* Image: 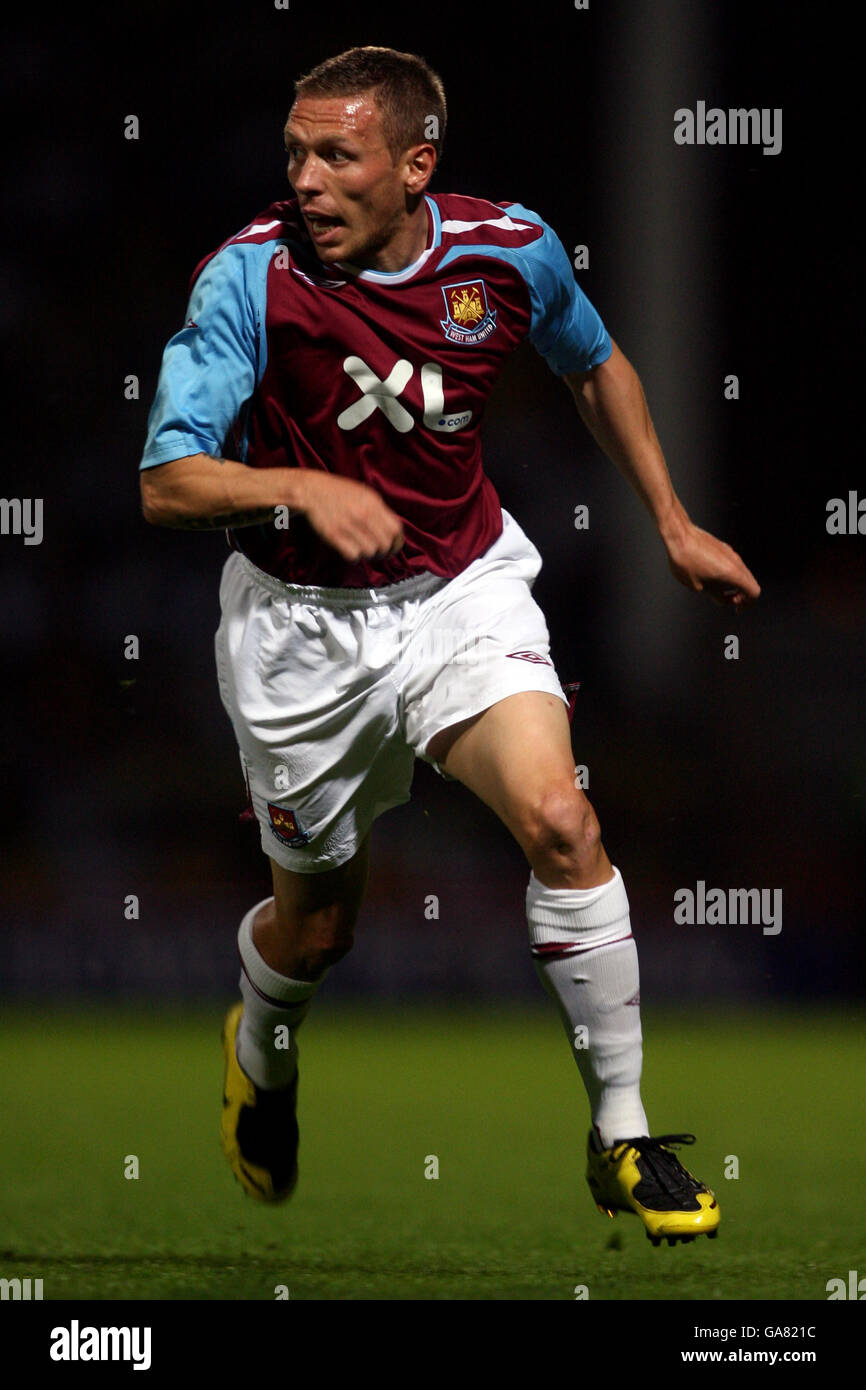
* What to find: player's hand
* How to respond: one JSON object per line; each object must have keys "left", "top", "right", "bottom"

{"left": 663, "top": 518, "right": 760, "bottom": 609}
{"left": 294, "top": 471, "right": 405, "bottom": 561}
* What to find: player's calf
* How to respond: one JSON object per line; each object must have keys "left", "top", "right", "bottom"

{"left": 221, "top": 843, "right": 371, "bottom": 1200}
{"left": 220, "top": 899, "right": 331, "bottom": 1203}
{"left": 265, "top": 837, "right": 371, "bottom": 978}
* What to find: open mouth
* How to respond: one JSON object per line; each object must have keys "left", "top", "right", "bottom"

{"left": 304, "top": 212, "right": 344, "bottom": 241}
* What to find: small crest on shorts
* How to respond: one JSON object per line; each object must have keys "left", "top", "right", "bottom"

{"left": 267, "top": 803, "right": 312, "bottom": 848}
{"left": 506, "top": 649, "right": 552, "bottom": 665}
{"left": 440, "top": 279, "right": 497, "bottom": 344}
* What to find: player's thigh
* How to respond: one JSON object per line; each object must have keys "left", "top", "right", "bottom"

{"left": 216, "top": 551, "right": 414, "bottom": 871}
{"left": 432, "top": 690, "right": 591, "bottom": 843}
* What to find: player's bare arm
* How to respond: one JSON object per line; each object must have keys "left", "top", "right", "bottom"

{"left": 141, "top": 453, "right": 404, "bottom": 559}
{"left": 565, "top": 340, "right": 760, "bottom": 608}
{"left": 140, "top": 453, "right": 302, "bottom": 530}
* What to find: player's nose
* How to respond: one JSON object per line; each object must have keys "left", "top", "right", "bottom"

{"left": 291, "top": 154, "right": 323, "bottom": 193}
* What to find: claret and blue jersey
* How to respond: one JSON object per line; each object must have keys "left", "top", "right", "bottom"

{"left": 141, "top": 192, "right": 612, "bottom": 588}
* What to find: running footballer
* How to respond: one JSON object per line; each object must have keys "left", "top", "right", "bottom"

{"left": 140, "top": 46, "right": 759, "bottom": 1245}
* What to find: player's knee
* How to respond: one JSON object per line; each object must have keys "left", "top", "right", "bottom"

{"left": 284, "top": 922, "right": 355, "bottom": 978}
{"left": 272, "top": 900, "right": 357, "bottom": 978}
{"left": 295, "top": 928, "right": 355, "bottom": 978}
{"left": 522, "top": 785, "right": 602, "bottom": 869}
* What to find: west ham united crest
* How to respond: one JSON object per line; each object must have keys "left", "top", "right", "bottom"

{"left": 440, "top": 279, "right": 497, "bottom": 345}
{"left": 267, "top": 802, "right": 312, "bottom": 848}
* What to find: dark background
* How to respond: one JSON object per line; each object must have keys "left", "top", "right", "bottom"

{"left": 2, "top": 1, "right": 862, "bottom": 1003}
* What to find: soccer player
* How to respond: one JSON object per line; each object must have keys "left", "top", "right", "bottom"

{"left": 140, "top": 46, "right": 759, "bottom": 1246}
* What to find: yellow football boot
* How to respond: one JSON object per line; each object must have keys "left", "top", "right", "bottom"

{"left": 586, "top": 1131, "right": 720, "bottom": 1245}
{"left": 220, "top": 1002, "right": 299, "bottom": 1202}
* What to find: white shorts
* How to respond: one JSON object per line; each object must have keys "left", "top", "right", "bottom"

{"left": 214, "top": 508, "right": 568, "bottom": 872}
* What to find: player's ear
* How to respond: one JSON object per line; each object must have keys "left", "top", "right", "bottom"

{"left": 404, "top": 143, "right": 436, "bottom": 195}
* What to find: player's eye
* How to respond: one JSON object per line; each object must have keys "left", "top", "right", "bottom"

{"left": 284, "top": 143, "right": 349, "bottom": 164}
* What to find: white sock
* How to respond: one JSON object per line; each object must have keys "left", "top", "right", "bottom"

{"left": 527, "top": 866, "right": 649, "bottom": 1148}
{"left": 236, "top": 897, "right": 322, "bottom": 1090}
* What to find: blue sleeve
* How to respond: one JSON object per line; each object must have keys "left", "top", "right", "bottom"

{"left": 139, "top": 241, "right": 270, "bottom": 470}
{"left": 507, "top": 204, "right": 612, "bottom": 376}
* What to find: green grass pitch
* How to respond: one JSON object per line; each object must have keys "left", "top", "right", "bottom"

{"left": 1, "top": 1002, "right": 862, "bottom": 1301}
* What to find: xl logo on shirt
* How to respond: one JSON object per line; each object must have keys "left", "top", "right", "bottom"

{"left": 336, "top": 357, "right": 473, "bottom": 435}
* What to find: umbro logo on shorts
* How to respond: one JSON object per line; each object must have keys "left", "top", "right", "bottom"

{"left": 267, "top": 802, "right": 312, "bottom": 848}
{"left": 506, "top": 649, "right": 552, "bottom": 665}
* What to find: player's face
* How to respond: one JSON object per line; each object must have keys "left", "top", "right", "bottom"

{"left": 284, "top": 92, "right": 424, "bottom": 270}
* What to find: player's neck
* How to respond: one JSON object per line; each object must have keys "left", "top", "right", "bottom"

{"left": 341, "top": 198, "right": 430, "bottom": 276}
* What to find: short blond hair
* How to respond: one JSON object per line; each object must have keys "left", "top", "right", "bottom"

{"left": 294, "top": 45, "right": 447, "bottom": 166}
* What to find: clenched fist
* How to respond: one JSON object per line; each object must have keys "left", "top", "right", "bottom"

{"left": 295, "top": 471, "right": 404, "bottom": 562}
